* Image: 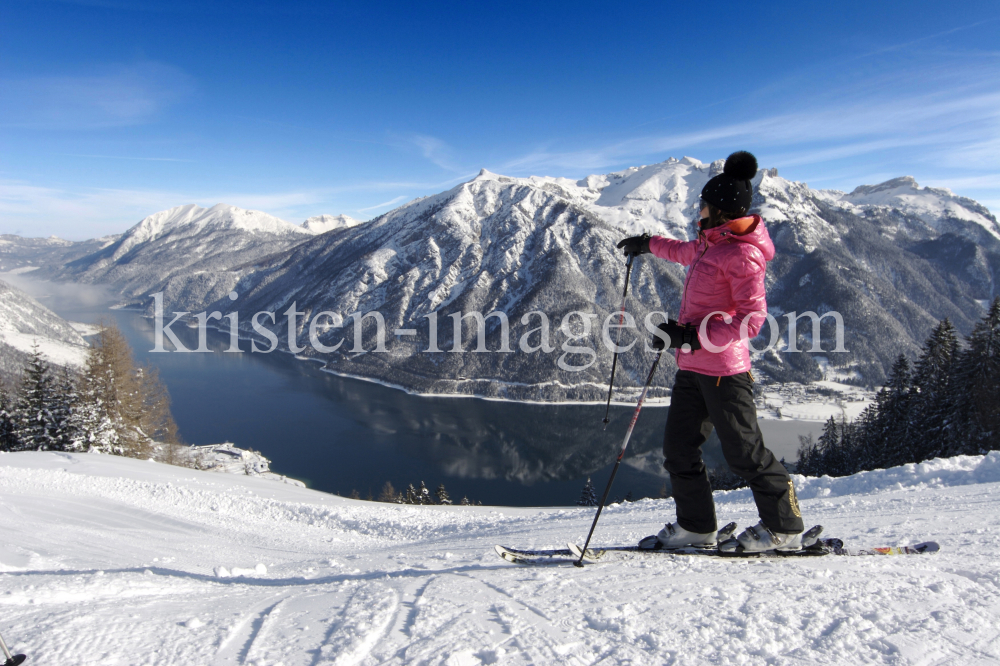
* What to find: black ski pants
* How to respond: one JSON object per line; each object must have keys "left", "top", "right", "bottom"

{"left": 663, "top": 370, "right": 803, "bottom": 535}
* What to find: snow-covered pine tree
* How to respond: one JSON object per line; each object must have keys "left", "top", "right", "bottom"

{"left": 405, "top": 483, "right": 418, "bottom": 504}
{"left": 73, "top": 336, "right": 125, "bottom": 455}
{"left": 909, "top": 319, "right": 960, "bottom": 461}
{"left": 948, "top": 298, "right": 1000, "bottom": 455}
{"left": 418, "top": 481, "right": 432, "bottom": 505}
{"left": 73, "top": 322, "right": 181, "bottom": 459}
{"left": 0, "top": 388, "right": 18, "bottom": 451}
{"left": 577, "top": 477, "right": 598, "bottom": 506}
{"left": 51, "top": 367, "right": 82, "bottom": 452}
{"left": 12, "top": 345, "right": 62, "bottom": 451}
{"left": 435, "top": 483, "right": 451, "bottom": 505}
{"left": 70, "top": 371, "right": 120, "bottom": 454}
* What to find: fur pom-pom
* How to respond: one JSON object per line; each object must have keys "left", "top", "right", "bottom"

{"left": 723, "top": 151, "right": 758, "bottom": 181}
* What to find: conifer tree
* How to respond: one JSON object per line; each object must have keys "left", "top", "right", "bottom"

{"left": 795, "top": 433, "right": 819, "bottom": 476}
{"left": 816, "top": 417, "right": 842, "bottom": 475}
{"left": 73, "top": 322, "right": 181, "bottom": 459}
{"left": 13, "top": 345, "right": 62, "bottom": 451}
{"left": 577, "top": 477, "right": 598, "bottom": 506}
{"left": 850, "top": 403, "right": 881, "bottom": 473}
{"left": 51, "top": 367, "right": 82, "bottom": 452}
{"left": 435, "top": 483, "right": 451, "bottom": 505}
{"left": 418, "top": 481, "right": 432, "bottom": 505}
{"left": 405, "top": 483, "right": 418, "bottom": 504}
{"left": 0, "top": 388, "right": 18, "bottom": 451}
{"left": 909, "top": 319, "right": 960, "bottom": 461}
{"left": 949, "top": 298, "right": 1000, "bottom": 455}
{"left": 867, "top": 354, "right": 913, "bottom": 468}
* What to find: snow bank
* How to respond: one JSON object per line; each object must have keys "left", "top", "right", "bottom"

{"left": 711, "top": 452, "right": 1000, "bottom": 506}
{"left": 795, "top": 451, "right": 1000, "bottom": 498}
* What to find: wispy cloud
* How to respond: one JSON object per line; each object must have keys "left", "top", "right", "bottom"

{"left": 410, "top": 134, "right": 464, "bottom": 172}
{"left": 357, "top": 195, "right": 409, "bottom": 213}
{"left": 0, "top": 62, "right": 193, "bottom": 130}
{"left": 850, "top": 17, "right": 1000, "bottom": 61}
{"left": 497, "top": 85, "right": 1000, "bottom": 176}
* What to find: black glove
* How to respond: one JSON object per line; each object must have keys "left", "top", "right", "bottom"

{"left": 652, "top": 320, "right": 702, "bottom": 351}
{"left": 616, "top": 233, "right": 651, "bottom": 257}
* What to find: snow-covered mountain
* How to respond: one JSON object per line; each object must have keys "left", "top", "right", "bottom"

{"left": 206, "top": 160, "right": 998, "bottom": 398}
{"left": 1, "top": 449, "right": 997, "bottom": 663}
{"left": 55, "top": 203, "right": 314, "bottom": 312}
{"left": 301, "top": 213, "right": 363, "bottom": 234}
{"left": 0, "top": 234, "right": 119, "bottom": 277}
{"left": 829, "top": 176, "right": 1000, "bottom": 242}
{"left": 224, "top": 167, "right": 681, "bottom": 401}
{"left": 9, "top": 160, "right": 999, "bottom": 398}
{"left": 0, "top": 279, "right": 90, "bottom": 378}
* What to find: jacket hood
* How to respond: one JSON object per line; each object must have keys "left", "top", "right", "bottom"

{"left": 702, "top": 214, "right": 775, "bottom": 262}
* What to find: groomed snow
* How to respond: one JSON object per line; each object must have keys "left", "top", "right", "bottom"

{"left": 1, "top": 450, "right": 999, "bottom": 665}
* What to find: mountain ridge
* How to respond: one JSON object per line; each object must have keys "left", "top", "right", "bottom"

{"left": 6, "top": 159, "right": 998, "bottom": 399}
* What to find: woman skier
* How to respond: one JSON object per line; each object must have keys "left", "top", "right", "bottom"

{"left": 616, "top": 151, "right": 805, "bottom": 553}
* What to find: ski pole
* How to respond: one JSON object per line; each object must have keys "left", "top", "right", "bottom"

{"left": 601, "top": 253, "right": 635, "bottom": 427}
{"left": 0, "top": 630, "right": 26, "bottom": 666}
{"left": 576, "top": 350, "right": 662, "bottom": 567}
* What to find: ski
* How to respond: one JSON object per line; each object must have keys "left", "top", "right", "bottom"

{"left": 496, "top": 526, "right": 939, "bottom": 565}
{"left": 494, "top": 522, "right": 738, "bottom": 565}
{"left": 571, "top": 525, "right": 820, "bottom": 561}
{"left": 494, "top": 544, "right": 575, "bottom": 565}
{"left": 830, "top": 541, "right": 939, "bottom": 556}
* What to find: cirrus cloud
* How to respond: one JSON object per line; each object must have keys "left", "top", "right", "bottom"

{"left": 0, "top": 62, "right": 194, "bottom": 130}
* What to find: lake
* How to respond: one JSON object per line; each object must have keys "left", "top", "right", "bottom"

{"left": 32, "top": 281, "right": 818, "bottom": 507}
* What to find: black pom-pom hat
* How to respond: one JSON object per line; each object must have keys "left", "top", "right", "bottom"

{"left": 701, "top": 151, "right": 758, "bottom": 215}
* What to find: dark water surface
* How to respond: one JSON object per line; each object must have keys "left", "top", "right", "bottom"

{"left": 38, "top": 284, "right": 817, "bottom": 507}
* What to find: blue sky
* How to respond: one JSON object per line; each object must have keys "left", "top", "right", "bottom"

{"left": 2, "top": 0, "right": 998, "bottom": 239}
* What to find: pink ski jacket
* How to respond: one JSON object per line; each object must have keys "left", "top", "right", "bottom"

{"left": 648, "top": 214, "right": 774, "bottom": 377}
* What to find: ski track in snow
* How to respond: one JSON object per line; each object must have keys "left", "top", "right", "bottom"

{"left": 1, "top": 452, "right": 1000, "bottom": 665}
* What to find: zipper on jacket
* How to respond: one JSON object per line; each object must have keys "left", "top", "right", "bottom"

{"left": 679, "top": 238, "right": 710, "bottom": 324}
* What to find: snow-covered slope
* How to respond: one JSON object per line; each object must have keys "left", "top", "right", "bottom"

{"left": 1, "top": 449, "right": 998, "bottom": 664}
{"left": 55, "top": 204, "right": 313, "bottom": 312}
{"left": 0, "top": 279, "right": 89, "bottom": 377}
{"left": 302, "top": 214, "right": 363, "bottom": 234}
